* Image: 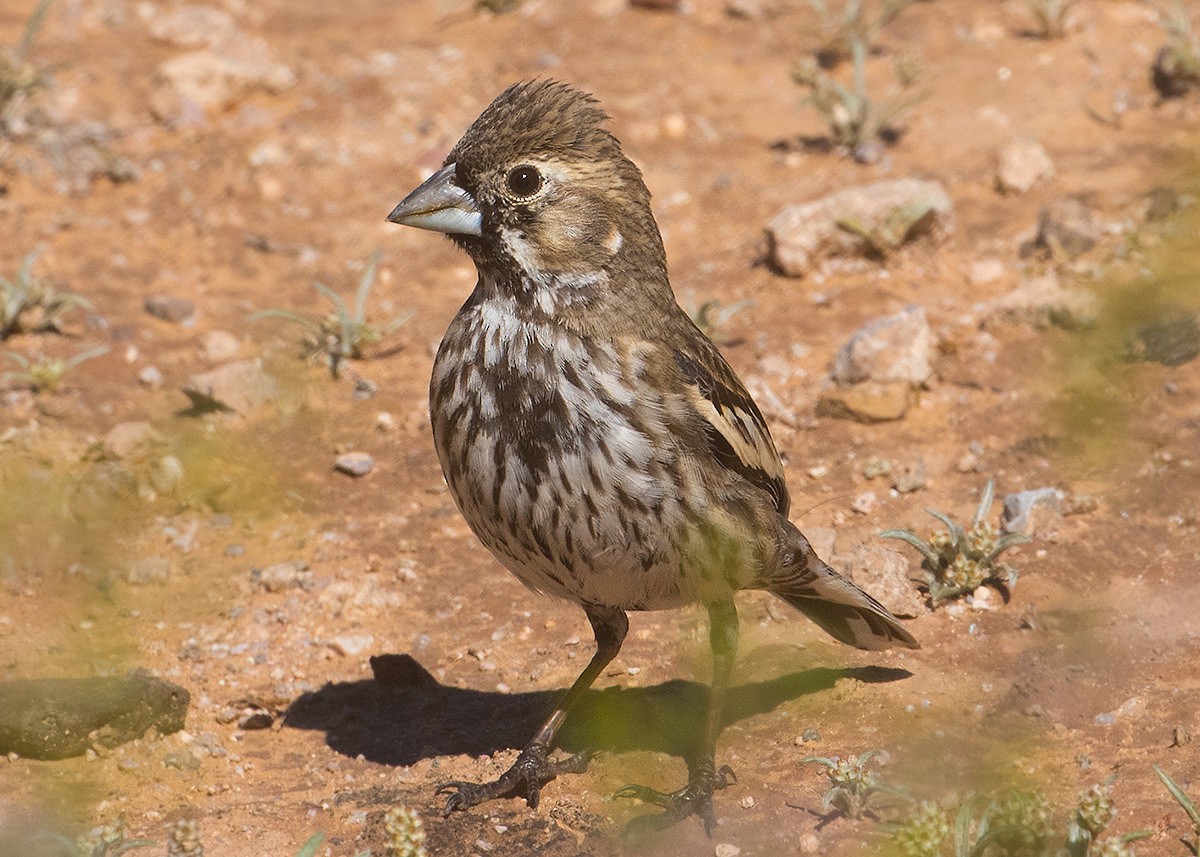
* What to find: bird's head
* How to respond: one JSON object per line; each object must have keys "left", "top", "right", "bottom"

{"left": 387, "top": 80, "right": 667, "bottom": 304}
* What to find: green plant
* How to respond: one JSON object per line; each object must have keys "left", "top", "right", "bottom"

{"left": 293, "top": 832, "right": 325, "bottom": 857}
{"left": 383, "top": 806, "right": 427, "bottom": 857}
{"left": 0, "top": 0, "right": 51, "bottom": 124}
{"left": 1, "top": 343, "right": 107, "bottom": 392}
{"left": 805, "top": 0, "right": 913, "bottom": 68}
{"left": 1155, "top": 764, "right": 1200, "bottom": 855}
{"left": 1148, "top": 0, "right": 1200, "bottom": 98}
{"left": 0, "top": 248, "right": 94, "bottom": 338}
{"left": 793, "top": 37, "right": 926, "bottom": 163}
{"left": 1023, "top": 0, "right": 1077, "bottom": 39}
{"left": 882, "top": 481, "right": 1031, "bottom": 604}
{"left": 250, "top": 251, "right": 412, "bottom": 378}
{"left": 165, "top": 819, "right": 202, "bottom": 856}
{"left": 686, "top": 297, "right": 752, "bottom": 344}
{"left": 802, "top": 749, "right": 900, "bottom": 819}
{"left": 891, "top": 801, "right": 950, "bottom": 857}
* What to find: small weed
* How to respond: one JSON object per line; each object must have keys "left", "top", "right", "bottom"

{"left": 1023, "top": 0, "right": 1078, "bottom": 39}
{"left": 1154, "top": 765, "right": 1200, "bottom": 855}
{"left": 882, "top": 480, "right": 1030, "bottom": 604}
{"left": 0, "top": 248, "right": 94, "bottom": 338}
{"left": 383, "top": 806, "right": 427, "bottom": 857}
{"left": 250, "top": 251, "right": 412, "bottom": 379}
{"left": 793, "top": 37, "right": 926, "bottom": 163}
{"left": 891, "top": 784, "right": 1149, "bottom": 857}
{"left": 802, "top": 749, "right": 900, "bottom": 819}
{"left": 891, "top": 801, "right": 949, "bottom": 857}
{"left": 0, "top": 0, "right": 52, "bottom": 128}
{"left": 686, "top": 297, "right": 752, "bottom": 344}
{"left": 1, "top": 343, "right": 107, "bottom": 392}
{"left": 1148, "top": 0, "right": 1200, "bottom": 98}
{"left": 804, "top": 0, "right": 913, "bottom": 69}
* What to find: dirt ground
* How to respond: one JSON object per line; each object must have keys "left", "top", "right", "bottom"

{"left": 1, "top": 0, "right": 1199, "bottom": 854}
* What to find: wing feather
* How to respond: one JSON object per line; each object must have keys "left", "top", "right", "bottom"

{"left": 673, "top": 345, "right": 790, "bottom": 516}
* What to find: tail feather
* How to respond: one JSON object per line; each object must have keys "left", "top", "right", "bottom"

{"left": 770, "top": 520, "right": 920, "bottom": 651}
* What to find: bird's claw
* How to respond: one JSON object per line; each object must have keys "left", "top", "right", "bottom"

{"left": 616, "top": 763, "right": 736, "bottom": 836}
{"left": 437, "top": 746, "right": 594, "bottom": 816}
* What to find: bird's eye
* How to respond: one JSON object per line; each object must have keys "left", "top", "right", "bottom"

{"left": 505, "top": 165, "right": 543, "bottom": 199}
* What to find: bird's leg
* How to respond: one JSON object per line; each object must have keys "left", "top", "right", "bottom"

{"left": 438, "top": 604, "right": 628, "bottom": 815}
{"left": 616, "top": 599, "right": 739, "bottom": 835}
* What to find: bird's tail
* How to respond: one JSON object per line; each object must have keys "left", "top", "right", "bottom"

{"left": 769, "top": 518, "right": 919, "bottom": 651}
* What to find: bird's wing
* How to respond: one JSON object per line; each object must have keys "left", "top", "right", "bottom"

{"left": 671, "top": 332, "right": 790, "bottom": 516}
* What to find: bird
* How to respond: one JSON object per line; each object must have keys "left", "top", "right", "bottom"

{"left": 386, "top": 79, "right": 918, "bottom": 832}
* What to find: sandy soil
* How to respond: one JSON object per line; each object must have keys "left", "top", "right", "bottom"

{"left": 1, "top": 0, "right": 1198, "bottom": 855}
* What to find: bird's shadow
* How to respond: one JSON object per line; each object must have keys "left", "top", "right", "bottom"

{"left": 283, "top": 654, "right": 911, "bottom": 766}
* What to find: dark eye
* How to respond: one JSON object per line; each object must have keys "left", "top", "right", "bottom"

{"left": 506, "top": 165, "right": 543, "bottom": 199}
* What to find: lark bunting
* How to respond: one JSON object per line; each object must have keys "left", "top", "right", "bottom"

{"left": 387, "top": 80, "right": 918, "bottom": 831}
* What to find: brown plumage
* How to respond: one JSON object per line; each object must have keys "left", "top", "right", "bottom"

{"left": 387, "top": 79, "right": 917, "bottom": 833}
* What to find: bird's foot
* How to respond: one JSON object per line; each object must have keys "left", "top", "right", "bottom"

{"left": 615, "top": 760, "right": 736, "bottom": 835}
{"left": 437, "top": 744, "right": 592, "bottom": 816}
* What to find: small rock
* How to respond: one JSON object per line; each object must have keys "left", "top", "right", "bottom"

{"left": 969, "top": 258, "right": 1006, "bottom": 286}
{"left": 199, "top": 330, "right": 241, "bottom": 363}
{"left": 328, "top": 634, "right": 373, "bottom": 657}
{"left": 990, "top": 272, "right": 1099, "bottom": 329}
{"left": 1094, "top": 696, "right": 1141, "bottom": 725}
{"left": 1032, "top": 198, "right": 1104, "bottom": 258}
{"left": 892, "top": 459, "right": 927, "bottom": 494}
{"left": 995, "top": 138, "right": 1054, "bottom": 194}
{"left": 714, "top": 844, "right": 741, "bottom": 857}
{"left": 236, "top": 710, "right": 274, "bottom": 730}
{"left": 799, "top": 832, "right": 821, "bottom": 854}
{"left": 1145, "top": 186, "right": 1187, "bottom": 222}
{"left": 127, "top": 556, "right": 172, "bottom": 585}
{"left": 766, "top": 179, "right": 954, "bottom": 277}
{"left": 1001, "top": 487, "right": 1064, "bottom": 534}
{"left": 103, "top": 421, "right": 164, "bottom": 460}
{"left": 148, "top": 5, "right": 236, "bottom": 48}
{"left": 150, "top": 455, "right": 185, "bottom": 496}
{"left": 831, "top": 306, "right": 934, "bottom": 388}
{"left": 151, "top": 38, "right": 295, "bottom": 123}
{"left": 335, "top": 451, "right": 375, "bottom": 477}
{"left": 375, "top": 411, "right": 397, "bottom": 432}
{"left": 138, "top": 366, "right": 165, "bottom": 387}
{"left": 255, "top": 560, "right": 311, "bottom": 592}
{"left": 144, "top": 294, "right": 196, "bottom": 324}
{"left": 836, "top": 543, "right": 925, "bottom": 617}
{"left": 1152, "top": 43, "right": 1200, "bottom": 99}
{"left": 851, "top": 491, "right": 878, "bottom": 515}
{"left": 862, "top": 457, "right": 893, "bottom": 479}
{"left": 956, "top": 451, "right": 981, "bottom": 473}
{"left": 1126, "top": 308, "right": 1200, "bottom": 367}
{"left": 182, "top": 359, "right": 279, "bottom": 414}
{"left": 815, "top": 381, "right": 911, "bottom": 422}
{"left": 807, "top": 464, "right": 829, "bottom": 479}
{"left": 0, "top": 670, "right": 188, "bottom": 760}
{"left": 163, "top": 750, "right": 201, "bottom": 771}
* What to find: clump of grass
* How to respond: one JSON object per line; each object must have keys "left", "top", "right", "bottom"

{"left": 793, "top": 36, "right": 926, "bottom": 163}
{"left": 1154, "top": 765, "right": 1200, "bottom": 855}
{"left": 804, "top": 0, "right": 913, "bottom": 69}
{"left": 383, "top": 807, "right": 427, "bottom": 857}
{"left": 250, "top": 251, "right": 412, "bottom": 379}
{"left": 882, "top": 481, "right": 1030, "bottom": 604}
{"left": 802, "top": 749, "right": 900, "bottom": 819}
{"left": 1023, "top": 0, "right": 1078, "bottom": 39}
{"left": 0, "top": 0, "right": 52, "bottom": 130}
{"left": 1, "top": 343, "right": 107, "bottom": 392}
{"left": 687, "top": 297, "right": 752, "bottom": 344}
{"left": 1148, "top": 0, "right": 1200, "bottom": 98}
{"left": 1, "top": 248, "right": 94, "bottom": 338}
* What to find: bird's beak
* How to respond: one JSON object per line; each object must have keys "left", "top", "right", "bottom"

{"left": 386, "top": 163, "right": 482, "bottom": 237}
